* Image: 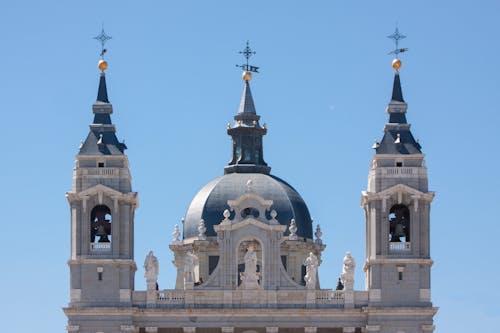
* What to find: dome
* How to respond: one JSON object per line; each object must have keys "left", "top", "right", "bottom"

{"left": 183, "top": 173, "right": 313, "bottom": 239}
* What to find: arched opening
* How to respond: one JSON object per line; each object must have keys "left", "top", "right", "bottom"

{"left": 241, "top": 207, "right": 259, "bottom": 219}
{"left": 90, "top": 205, "right": 112, "bottom": 250}
{"left": 388, "top": 204, "right": 410, "bottom": 242}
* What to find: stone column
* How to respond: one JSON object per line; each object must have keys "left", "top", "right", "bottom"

{"left": 304, "top": 327, "right": 317, "bottom": 333}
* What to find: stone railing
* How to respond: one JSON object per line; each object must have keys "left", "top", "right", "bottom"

{"left": 389, "top": 242, "right": 411, "bottom": 252}
{"left": 158, "top": 290, "right": 185, "bottom": 304}
{"left": 90, "top": 242, "right": 111, "bottom": 251}
{"left": 315, "top": 290, "right": 344, "bottom": 304}
{"left": 382, "top": 167, "right": 419, "bottom": 176}
{"left": 85, "top": 168, "right": 118, "bottom": 176}
{"left": 130, "top": 289, "right": 372, "bottom": 309}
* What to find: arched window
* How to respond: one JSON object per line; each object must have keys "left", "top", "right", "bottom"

{"left": 241, "top": 207, "right": 259, "bottom": 218}
{"left": 388, "top": 204, "right": 410, "bottom": 242}
{"left": 90, "top": 205, "right": 112, "bottom": 245}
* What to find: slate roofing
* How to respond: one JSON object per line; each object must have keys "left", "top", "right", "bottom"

{"left": 183, "top": 173, "right": 313, "bottom": 239}
{"left": 375, "top": 72, "right": 422, "bottom": 155}
{"left": 78, "top": 72, "right": 127, "bottom": 155}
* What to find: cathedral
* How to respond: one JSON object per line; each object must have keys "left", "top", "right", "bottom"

{"left": 64, "top": 37, "right": 437, "bottom": 333}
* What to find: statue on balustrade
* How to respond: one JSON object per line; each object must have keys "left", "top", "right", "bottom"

{"left": 184, "top": 251, "right": 199, "bottom": 288}
{"left": 144, "top": 251, "right": 159, "bottom": 291}
{"left": 303, "top": 252, "right": 319, "bottom": 289}
{"left": 340, "top": 252, "right": 355, "bottom": 290}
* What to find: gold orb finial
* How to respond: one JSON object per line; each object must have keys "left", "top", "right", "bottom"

{"left": 98, "top": 59, "right": 108, "bottom": 72}
{"left": 242, "top": 71, "right": 252, "bottom": 81}
{"left": 392, "top": 58, "right": 402, "bottom": 71}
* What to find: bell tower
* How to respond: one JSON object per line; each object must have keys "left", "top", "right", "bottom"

{"left": 66, "top": 39, "right": 138, "bottom": 307}
{"left": 361, "top": 31, "right": 438, "bottom": 324}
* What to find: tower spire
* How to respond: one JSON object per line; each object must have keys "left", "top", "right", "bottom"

{"left": 94, "top": 28, "right": 112, "bottom": 103}
{"left": 225, "top": 42, "right": 270, "bottom": 174}
{"left": 374, "top": 28, "right": 421, "bottom": 155}
{"left": 78, "top": 28, "right": 126, "bottom": 156}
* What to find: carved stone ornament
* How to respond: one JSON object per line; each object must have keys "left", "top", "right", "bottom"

{"left": 172, "top": 224, "right": 181, "bottom": 245}
{"left": 288, "top": 218, "right": 298, "bottom": 240}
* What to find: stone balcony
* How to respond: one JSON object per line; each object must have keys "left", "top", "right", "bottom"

{"left": 132, "top": 289, "right": 369, "bottom": 309}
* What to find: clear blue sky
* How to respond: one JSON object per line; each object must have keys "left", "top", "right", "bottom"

{"left": 0, "top": 1, "right": 498, "bottom": 332}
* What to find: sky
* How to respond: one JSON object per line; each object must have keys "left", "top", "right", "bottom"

{"left": 0, "top": 1, "right": 499, "bottom": 332}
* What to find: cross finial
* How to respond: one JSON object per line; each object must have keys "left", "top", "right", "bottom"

{"left": 387, "top": 26, "right": 408, "bottom": 58}
{"left": 236, "top": 41, "right": 259, "bottom": 73}
{"left": 94, "top": 26, "right": 112, "bottom": 59}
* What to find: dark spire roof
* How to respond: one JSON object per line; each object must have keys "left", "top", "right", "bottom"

{"left": 391, "top": 72, "right": 404, "bottom": 102}
{"left": 238, "top": 81, "right": 256, "bottom": 114}
{"left": 97, "top": 72, "right": 109, "bottom": 103}
{"left": 78, "top": 72, "right": 127, "bottom": 156}
{"left": 224, "top": 79, "right": 270, "bottom": 174}
{"left": 375, "top": 72, "right": 422, "bottom": 155}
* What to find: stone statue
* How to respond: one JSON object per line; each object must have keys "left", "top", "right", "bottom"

{"left": 314, "top": 224, "right": 323, "bottom": 245}
{"left": 340, "top": 252, "right": 355, "bottom": 290}
{"left": 144, "top": 251, "right": 159, "bottom": 290}
{"left": 240, "top": 243, "right": 260, "bottom": 289}
{"left": 198, "top": 219, "right": 207, "bottom": 240}
{"left": 183, "top": 251, "right": 199, "bottom": 288}
{"left": 303, "top": 252, "right": 319, "bottom": 289}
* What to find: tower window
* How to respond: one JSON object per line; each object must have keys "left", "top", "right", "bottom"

{"left": 98, "top": 162, "right": 105, "bottom": 168}
{"left": 396, "top": 161, "right": 403, "bottom": 167}
{"left": 389, "top": 204, "right": 410, "bottom": 243}
{"left": 90, "top": 205, "right": 112, "bottom": 251}
{"left": 398, "top": 272, "right": 403, "bottom": 280}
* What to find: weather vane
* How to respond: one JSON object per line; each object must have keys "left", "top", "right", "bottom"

{"left": 94, "top": 27, "right": 112, "bottom": 59}
{"left": 387, "top": 27, "right": 408, "bottom": 58}
{"left": 236, "top": 41, "right": 259, "bottom": 73}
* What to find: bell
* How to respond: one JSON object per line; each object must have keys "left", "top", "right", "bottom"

{"left": 96, "top": 225, "right": 110, "bottom": 243}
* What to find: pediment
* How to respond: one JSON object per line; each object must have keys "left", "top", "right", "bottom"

{"left": 66, "top": 184, "right": 138, "bottom": 206}
{"left": 225, "top": 217, "right": 286, "bottom": 233}
{"left": 361, "top": 183, "right": 434, "bottom": 207}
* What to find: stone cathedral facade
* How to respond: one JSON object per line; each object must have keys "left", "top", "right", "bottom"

{"left": 64, "top": 52, "right": 437, "bottom": 333}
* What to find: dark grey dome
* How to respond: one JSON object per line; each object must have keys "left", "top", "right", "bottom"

{"left": 183, "top": 173, "right": 313, "bottom": 239}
